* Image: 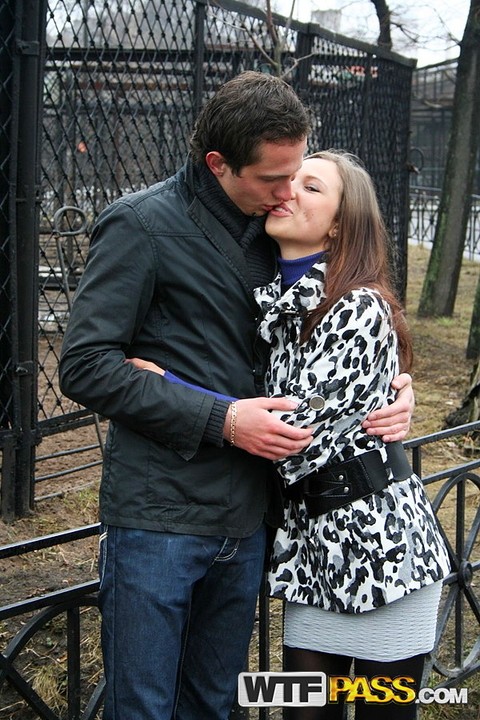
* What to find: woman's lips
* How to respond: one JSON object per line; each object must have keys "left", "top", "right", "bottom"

{"left": 268, "top": 203, "right": 292, "bottom": 216}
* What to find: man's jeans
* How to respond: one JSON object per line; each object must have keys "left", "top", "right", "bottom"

{"left": 98, "top": 523, "right": 267, "bottom": 720}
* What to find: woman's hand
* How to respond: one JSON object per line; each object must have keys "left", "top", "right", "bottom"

{"left": 125, "top": 358, "right": 165, "bottom": 375}
{"left": 362, "top": 373, "right": 414, "bottom": 442}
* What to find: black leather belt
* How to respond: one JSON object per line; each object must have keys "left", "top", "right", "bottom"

{"left": 283, "top": 442, "right": 413, "bottom": 516}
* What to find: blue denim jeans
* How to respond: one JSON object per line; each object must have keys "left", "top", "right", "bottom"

{"left": 98, "top": 523, "right": 266, "bottom": 720}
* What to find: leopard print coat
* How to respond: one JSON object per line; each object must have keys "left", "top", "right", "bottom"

{"left": 254, "top": 260, "right": 450, "bottom": 614}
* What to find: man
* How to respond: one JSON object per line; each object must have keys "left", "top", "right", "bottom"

{"left": 59, "top": 72, "right": 413, "bottom": 720}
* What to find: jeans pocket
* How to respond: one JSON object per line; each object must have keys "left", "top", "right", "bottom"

{"left": 98, "top": 525, "right": 109, "bottom": 592}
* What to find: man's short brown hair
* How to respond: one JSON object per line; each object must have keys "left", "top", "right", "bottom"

{"left": 189, "top": 71, "right": 311, "bottom": 173}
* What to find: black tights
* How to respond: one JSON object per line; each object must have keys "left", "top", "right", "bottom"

{"left": 282, "top": 645, "right": 425, "bottom": 720}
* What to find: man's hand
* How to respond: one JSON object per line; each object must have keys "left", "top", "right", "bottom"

{"left": 224, "top": 398, "right": 313, "bottom": 460}
{"left": 362, "top": 373, "right": 415, "bottom": 443}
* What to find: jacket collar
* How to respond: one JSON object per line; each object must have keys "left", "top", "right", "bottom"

{"left": 184, "top": 158, "right": 270, "bottom": 299}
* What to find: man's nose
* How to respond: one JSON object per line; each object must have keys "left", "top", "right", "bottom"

{"left": 273, "top": 179, "right": 296, "bottom": 201}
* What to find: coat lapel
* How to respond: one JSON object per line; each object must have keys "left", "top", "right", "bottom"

{"left": 255, "top": 262, "right": 329, "bottom": 342}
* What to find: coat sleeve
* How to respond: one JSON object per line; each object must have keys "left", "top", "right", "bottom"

{"left": 59, "top": 200, "right": 219, "bottom": 461}
{"left": 276, "top": 290, "right": 399, "bottom": 480}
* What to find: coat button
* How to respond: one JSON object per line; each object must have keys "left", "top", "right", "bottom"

{"left": 309, "top": 396, "right": 325, "bottom": 410}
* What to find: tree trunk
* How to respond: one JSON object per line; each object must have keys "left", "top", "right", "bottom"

{"left": 472, "top": 361, "right": 480, "bottom": 423}
{"left": 445, "top": 360, "right": 480, "bottom": 428}
{"left": 418, "top": 0, "right": 480, "bottom": 318}
{"left": 467, "top": 272, "right": 480, "bottom": 359}
{"left": 370, "top": 0, "right": 392, "bottom": 49}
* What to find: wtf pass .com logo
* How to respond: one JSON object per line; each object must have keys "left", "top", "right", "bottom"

{"left": 238, "top": 672, "right": 468, "bottom": 707}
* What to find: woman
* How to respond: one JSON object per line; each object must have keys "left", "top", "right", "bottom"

{"left": 255, "top": 150, "right": 450, "bottom": 719}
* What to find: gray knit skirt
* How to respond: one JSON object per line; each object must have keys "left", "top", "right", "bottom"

{"left": 284, "top": 581, "right": 443, "bottom": 662}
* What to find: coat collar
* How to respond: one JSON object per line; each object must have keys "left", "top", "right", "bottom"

{"left": 255, "top": 260, "right": 328, "bottom": 341}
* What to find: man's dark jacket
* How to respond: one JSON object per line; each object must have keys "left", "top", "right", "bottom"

{"left": 59, "top": 163, "right": 273, "bottom": 537}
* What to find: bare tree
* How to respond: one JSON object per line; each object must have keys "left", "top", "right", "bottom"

{"left": 417, "top": 0, "right": 480, "bottom": 318}
{"left": 237, "top": 0, "right": 313, "bottom": 79}
{"left": 240, "top": 0, "right": 295, "bottom": 77}
{"left": 370, "top": 0, "right": 392, "bottom": 48}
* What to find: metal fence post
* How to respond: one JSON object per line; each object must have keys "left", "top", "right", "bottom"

{"left": 294, "top": 26, "right": 313, "bottom": 99}
{"left": 193, "top": 0, "right": 206, "bottom": 119}
{"left": 9, "top": 0, "right": 48, "bottom": 517}
{"left": 0, "top": 0, "right": 16, "bottom": 520}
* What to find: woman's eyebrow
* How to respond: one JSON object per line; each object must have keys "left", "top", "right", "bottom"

{"left": 302, "top": 173, "right": 328, "bottom": 189}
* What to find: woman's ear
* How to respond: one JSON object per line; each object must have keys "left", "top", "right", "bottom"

{"left": 205, "top": 151, "right": 227, "bottom": 177}
{"left": 328, "top": 223, "right": 338, "bottom": 239}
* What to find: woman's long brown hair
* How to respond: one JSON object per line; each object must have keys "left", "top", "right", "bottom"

{"left": 300, "top": 150, "right": 413, "bottom": 373}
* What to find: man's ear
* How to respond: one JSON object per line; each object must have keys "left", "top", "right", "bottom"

{"left": 205, "top": 151, "right": 227, "bottom": 177}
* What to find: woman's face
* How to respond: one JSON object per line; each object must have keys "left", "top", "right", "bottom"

{"left": 265, "top": 156, "right": 343, "bottom": 259}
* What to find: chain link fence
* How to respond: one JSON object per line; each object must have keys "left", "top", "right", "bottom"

{"left": 0, "top": 0, "right": 415, "bottom": 519}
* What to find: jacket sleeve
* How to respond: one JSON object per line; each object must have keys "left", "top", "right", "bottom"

{"left": 59, "top": 200, "right": 226, "bottom": 461}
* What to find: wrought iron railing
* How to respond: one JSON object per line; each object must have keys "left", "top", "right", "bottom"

{"left": 1, "top": 422, "right": 479, "bottom": 719}
{"left": 409, "top": 186, "right": 480, "bottom": 261}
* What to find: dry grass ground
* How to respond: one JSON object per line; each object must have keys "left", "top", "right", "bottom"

{"left": 0, "top": 243, "right": 479, "bottom": 719}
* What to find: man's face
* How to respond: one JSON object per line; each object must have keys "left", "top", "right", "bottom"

{"left": 206, "top": 138, "right": 308, "bottom": 216}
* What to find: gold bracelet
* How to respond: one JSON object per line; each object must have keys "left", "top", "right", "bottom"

{"left": 229, "top": 401, "right": 237, "bottom": 446}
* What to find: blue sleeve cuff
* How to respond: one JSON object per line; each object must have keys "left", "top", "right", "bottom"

{"left": 164, "top": 370, "right": 237, "bottom": 403}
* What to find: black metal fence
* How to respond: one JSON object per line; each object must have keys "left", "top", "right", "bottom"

{"left": 3, "top": 3, "right": 480, "bottom": 716}
{"left": 2, "top": 422, "right": 480, "bottom": 719}
{"left": 409, "top": 187, "right": 480, "bottom": 261}
{"left": 409, "top": 60, "right": 480, "bottom": 195}
{"left": 0, "top": 0, "right": 416, "bottom": 521}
